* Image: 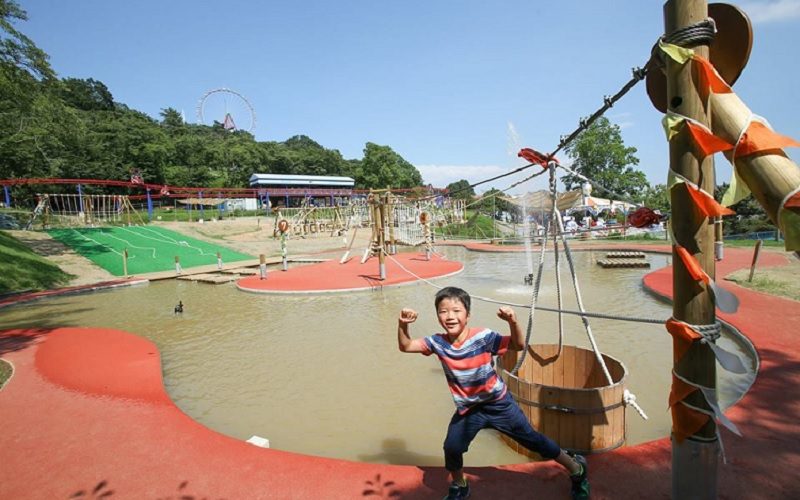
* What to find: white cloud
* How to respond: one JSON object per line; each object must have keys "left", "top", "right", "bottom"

{"left": 738, "top": 0, "right": 800, "bottom": 23}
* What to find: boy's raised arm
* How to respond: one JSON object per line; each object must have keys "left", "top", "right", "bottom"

{"left": 498, "top": 306, "right": 525, "bottom": 351}
{"left": 397, "top": 308, "right": 426, "bottom": 353}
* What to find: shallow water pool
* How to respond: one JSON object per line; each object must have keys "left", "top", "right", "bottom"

{"left": 0, "top": 246, "right": 754, "bottom": 466}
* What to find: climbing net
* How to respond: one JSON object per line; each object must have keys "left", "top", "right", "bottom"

{"left": 27, "top": 194, "right": 145, "bottom": 229}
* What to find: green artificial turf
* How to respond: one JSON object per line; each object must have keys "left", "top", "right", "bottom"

{"left": 47, "top": 226, "right": 255, "bottom": 276}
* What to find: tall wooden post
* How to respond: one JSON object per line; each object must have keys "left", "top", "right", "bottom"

{"left": 385, "top": 191, "right": 397, "bottom": 254}
{"left": 664, "top": 1, "right": 719, "bottom": 498}
{"left": 259, "top": 254, "right": 267, "bottom": 280}
{"left": 377, "top": 196, "right": 387, "bottom": 280}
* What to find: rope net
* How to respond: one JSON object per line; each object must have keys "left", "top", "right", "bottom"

{"left": 27, "top": 194, "right": 144, "bottom": 229}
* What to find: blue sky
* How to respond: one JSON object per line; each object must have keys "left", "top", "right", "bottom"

{"left": 17, "top": 0, "right": 800, "bottom": 194}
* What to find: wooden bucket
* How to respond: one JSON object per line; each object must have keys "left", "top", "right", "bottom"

{"left": 499, "top": 344, "right": 627, "bottom": 456}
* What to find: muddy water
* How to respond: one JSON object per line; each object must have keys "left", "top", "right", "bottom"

{"left": 0, "top": 246, "right": 754, "bottom": 466}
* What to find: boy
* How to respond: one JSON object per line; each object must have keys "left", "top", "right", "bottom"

{"left": 397, "top": 287, "right": 589, "bottom": 500}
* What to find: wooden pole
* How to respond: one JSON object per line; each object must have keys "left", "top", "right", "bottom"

{"left": 122, "top": 248, "right": 128, "bottom": 278}
{"left": 377, "top": 196, "right": 387, "bottom": 280}
{"left": 748, "top": 239, "right": 763, "bottom": 282}
{"left": 710, "top": 94, "right": 800, "bottom": 250}
{"left": 664, "top": 1, "right": 719, "bottom": 498}
{"left": 259, "top": 254, "right": 267, "bottom": 280}
{"left": 385, "top": 191, "right": 397, "bottom": 254}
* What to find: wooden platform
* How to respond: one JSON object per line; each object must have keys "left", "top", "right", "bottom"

{"left": 597, "top": 259, "right": 651, "bottom": 268}
{"left": 177, "top": 273, "right": 240, "bottom": 284}
{"left": 605, "top": 251, "right": 646, "bottom": 259}
{"left": 221, "top": 268, "right": 259, "bottom": 275}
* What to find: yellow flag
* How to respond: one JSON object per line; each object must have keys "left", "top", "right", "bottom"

{"left": 721, "top": 166, "right": 751, "bottom": 207}
{"left": 661, "top": 112, "right": 685, "bottom": 141}
{"left": 667, "top": 169, "right": 685, "bottom": 190}
{"left": 779, "top": 208, "right": 800, "bottom": 251}
{"left": 659, "top": 40, "right": 694, "bottom": 64}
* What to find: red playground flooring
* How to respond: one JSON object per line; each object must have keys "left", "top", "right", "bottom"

{"left": 237, "top": 251, "right": 463, "bottom": 293}
{"left": 1, "top": 245, "right": 799, "bottom": 499}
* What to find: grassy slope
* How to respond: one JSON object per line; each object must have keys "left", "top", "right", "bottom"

{"left": 0, "top": 231, "right": 74, "bottom": 295}
{"left": 0, "top": 359, "right": 11, "bottom": 389}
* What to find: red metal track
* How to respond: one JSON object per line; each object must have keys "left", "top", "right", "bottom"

{"left": 0, "top": 178, "right": 354, "bottom": 198}
{"left": 0, "top": 178, "right": 447, "bottom": 197}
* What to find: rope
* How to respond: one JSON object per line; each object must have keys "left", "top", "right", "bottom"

{"left": 553, "top": 194, "right": 614, "bottom": 386}
{"left": 686, "top": 320, "right": 722, "bottom": 343}
{"left": 672, "top": 368, "right": 742, "bottom": 464}
{"left": 384, "top": 252, "right": 666, "bottom": 324}
{"left": 623, "top": 389, "right": 648, "bottom": 420}
{"left": 511, "top": 201, "right": 550, "bottom": 374}
{"left": 662, "top": 18, "right": 716, "bottom": 47}
{"left": 512, "top": 165, "right": 562, "bottom": 374}
{"left": 414, "top": 62, "right": 649, "bottom": 203}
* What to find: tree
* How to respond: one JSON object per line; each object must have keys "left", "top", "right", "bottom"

{"left": 714, "top": 183, "right": 775, "bottom": 236}
{"left": 562, "top": 116, "right": 648, "bottom": 201}
{"left": 476, "top": 188, "right": 512, "bottom": 214}
{"left": 637, "top": 183, "right": 670, "bottom": 212}
{"left": 57, "top": 78, "right": 114, "bottom": 111}
{"left": 356, "top": 142, "right": 422, "bottom": 189}
{"left": 0, "top": 3, "right": 433, "bottom": 196}
{"left": 159, "top": 107, "right": 184, "bottom": 130}
{"left": 446, "top": 179, "right": 475, "bottom": 201}
{"left": 0, "top": 0, "right": 54, "bottom": 80}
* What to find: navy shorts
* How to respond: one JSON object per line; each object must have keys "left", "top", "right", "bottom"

{"left": 443, "top": 391, "right": 561, "bottom": 471}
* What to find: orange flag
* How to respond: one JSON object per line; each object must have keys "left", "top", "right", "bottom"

{"left": 674, "top": 245, "right": 709, "bottom": 283}
{"left": 669, "top": 374, "right": 699, "bottom": 408}
{"left": 786, "top": 192, "right": 800, "bottom": 209}
{"left": 693, "top": 56, "right": 732, "bottom": 99}
{"left": 686, "top": 121, "right": 733, "bottom": 157}
{"left": 666, "top": 318, "right": 701, "bottom": 362}
{"left": 736, "top": 121, "right": 800, "bottom": 158}
{"left": 684, "top": 183, "right": 736, "bottom": 217}
{"left": 672, "top": 402, "right": 711, "bottom": 443}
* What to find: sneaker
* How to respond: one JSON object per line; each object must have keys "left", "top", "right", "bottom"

{"left": 443, "top": 479, "right": 470, "bottom": 499}
{"left": 569, "top": 453, "right": 590, "bottom": 499}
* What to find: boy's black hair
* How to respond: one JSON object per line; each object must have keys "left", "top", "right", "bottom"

{"left": 434, "top": 287, "right": 471, "bottom": 314}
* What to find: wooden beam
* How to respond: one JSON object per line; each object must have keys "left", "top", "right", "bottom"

{"left": 664, "top": 0, "right": 719, "bottom": 498}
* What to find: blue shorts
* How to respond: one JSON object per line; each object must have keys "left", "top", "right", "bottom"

{"left": 443, "top": 391, "right": 561, "bottom": 471}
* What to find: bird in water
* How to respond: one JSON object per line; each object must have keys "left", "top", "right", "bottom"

{"left": 174, "top": 301, "right": 184, "bottom": 314}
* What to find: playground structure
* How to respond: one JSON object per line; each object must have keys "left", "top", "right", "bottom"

{"left": 350, "top": 190, "right": 466, "bottom": 279}
{"left": 271, "top": 204, "right": 352, "bottom": 239}
{"left": 2, "top": 2, "right": 800, "bottom": 498}
{"left": 26, "top": 193, "right": 145, "bottom": 230}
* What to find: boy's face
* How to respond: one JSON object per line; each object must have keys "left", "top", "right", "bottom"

{"left": 436, "top": 297, "right": 470, "bottom": 337}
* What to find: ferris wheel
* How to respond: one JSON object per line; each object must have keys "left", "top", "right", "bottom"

{"left": 196, "top": 87, "right": 256, "bottom": 133}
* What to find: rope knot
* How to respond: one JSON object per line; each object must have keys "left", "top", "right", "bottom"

{"left": 662, "top": 17, "right": 717, "bottom": 48}
{"left": 689, "top": 321, "right": 722, "bottom": 344}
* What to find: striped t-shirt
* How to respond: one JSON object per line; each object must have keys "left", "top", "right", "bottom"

{"left": 420, "top": 327, "right": 511, "bottom": 414}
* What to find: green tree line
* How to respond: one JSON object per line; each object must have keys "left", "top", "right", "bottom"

{"left": 0, "top": 0, "right": 422, "bottom": 204}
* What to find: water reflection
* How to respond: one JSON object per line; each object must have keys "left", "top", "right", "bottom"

{"left": 0, "top": 246, "right": 754, "bottom": 466}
